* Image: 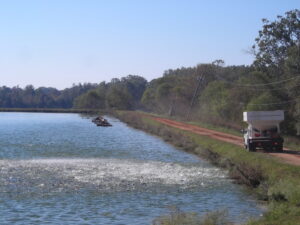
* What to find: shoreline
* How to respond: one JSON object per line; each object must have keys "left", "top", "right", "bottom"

{"left": 113, "top": 110, "right": 300, "bottom": 225}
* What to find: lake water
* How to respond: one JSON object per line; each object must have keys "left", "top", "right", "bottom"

{"left": 0, "top": 112, "right": 262, "bottom": 224}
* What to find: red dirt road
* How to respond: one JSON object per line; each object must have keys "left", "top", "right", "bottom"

{"left": 151, "top": 116, "right": 300, "bottom": 166}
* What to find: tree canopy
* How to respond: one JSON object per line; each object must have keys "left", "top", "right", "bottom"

{"left": 0, "top": 83, "right": 96, "bottom": 108}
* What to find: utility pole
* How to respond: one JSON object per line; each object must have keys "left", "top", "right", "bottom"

{"left": 186, "top": 73, "right": 205, "bottom": 120}
{"left": 168, "top": 92, "right": 177, "bottom": 117}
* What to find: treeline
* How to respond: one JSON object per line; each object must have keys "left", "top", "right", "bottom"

{"left": 0, "top": 83, "right": 97, "bottom": 108}
{"left": 141, "top": 64, "right": 254, "bottom": 125}
{"left": 1, "top": 10, "right": 299, "bottom": 134}
{"left": 0, "top": 75, "right": 147, "bottom": 110}
{"left": 73, "top": 75, "right": 147, "bottom": 110}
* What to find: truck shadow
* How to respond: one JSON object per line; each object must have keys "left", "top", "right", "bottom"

{"left": 279, "top": 149, "right": 300, "bottom": 155}
{"left": 257, "top": 149, "right": 300, "bottom": 155}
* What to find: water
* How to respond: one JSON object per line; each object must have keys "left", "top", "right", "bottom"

{"left": 0, "top": 112, "right": 262, "bottom": 224}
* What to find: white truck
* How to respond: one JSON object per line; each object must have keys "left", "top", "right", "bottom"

{"left": 243, "top": 110, "right": 284, "bottom": 152}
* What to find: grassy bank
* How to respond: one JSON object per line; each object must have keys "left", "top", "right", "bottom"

{"left": 114, "top": 111, "right": 300, "bottom": 225}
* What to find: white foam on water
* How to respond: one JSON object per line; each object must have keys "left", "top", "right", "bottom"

{"left": 0, "top": 158, "right": 227, "bottom": 193}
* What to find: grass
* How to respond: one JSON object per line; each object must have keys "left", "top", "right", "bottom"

{"left": 152, "top": 207, "right": 231, "bottom": 225}
{"left": 188, "top": 120, "right": 242, "bottom": 136}
{"left": 114, "top": 110, "right": 300, "bottom": 225}
{"left": 282, "top": 135, "right": 300, "bottom": 151}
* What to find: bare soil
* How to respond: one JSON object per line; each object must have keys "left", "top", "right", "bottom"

{"left": 151, "top": 117, "right": 300, "bottom": 166}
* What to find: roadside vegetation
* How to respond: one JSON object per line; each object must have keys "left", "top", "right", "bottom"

{"left": 114, "top": 110, "right": 300, "bottom": 225}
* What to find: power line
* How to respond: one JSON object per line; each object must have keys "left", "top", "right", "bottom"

{"left": 216, "top": 73, "right": 300, "bottom": 105}
{"left": 215, "top": 74, "right": 300, "bottom": 87}
{"left": 242, "top": 96, "right": 300, "bottom": 106}
{"left": 232, "top": 82, "right": 300, "bottom": 91}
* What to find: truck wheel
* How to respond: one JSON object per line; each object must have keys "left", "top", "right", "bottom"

{"left": 265, "top": 146, "right": 272, "bottom": 152}
{"left": 276, "top": 145, "right": 283, "bottom": 152}
{"left": 246, "top": 144, "right": 250, "bottom": 152}
{"left": 248, "top": 143, "right": 256, "bottom": 152}
{"left": 246, "top": 141, "right": 250, "bottom": 152}
{"left": 250, "top": 145, "right": 256, "bottom": 152}
{"left": 246, "top": 141, "right": 254, "bottom": 152}
{"left": 246, "top": 145, "right": 249, "bottom": 151}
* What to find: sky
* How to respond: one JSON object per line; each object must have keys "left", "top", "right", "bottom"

{"left": 0, "top": 0, "right": 299, "bottom": 89}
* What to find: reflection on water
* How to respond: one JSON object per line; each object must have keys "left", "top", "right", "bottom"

{"left": 0, "top": 158, "right": 225, "bottom": 194}
{"left": 0, "top": 113, "right": 262, "bottom": 224}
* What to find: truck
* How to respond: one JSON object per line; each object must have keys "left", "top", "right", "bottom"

{"left": 243, "top": 110, "right": 284, "bottom": 152}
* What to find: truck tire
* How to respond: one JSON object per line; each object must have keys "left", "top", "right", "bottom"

{"left": 246, "top": 143, "right": 250, "bottom": 152}
{"left": 247, "top": 141, "right": 255, "bottom": 152}
{"left": 264, "top": 146, "right": 272, "bottom": 152}
{"left": 276, "top": 145, "right": 283, "bottom": 152}
{"left": 250, "top": 144, "right": 256, "bottom": 152}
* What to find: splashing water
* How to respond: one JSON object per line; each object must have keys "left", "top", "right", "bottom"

{"left": 0, "top": 158, "right": 226, "bottom": 194}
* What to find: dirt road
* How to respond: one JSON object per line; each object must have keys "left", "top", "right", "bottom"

{"left": 151, "top": 116, "right": 300, "bottom": 166}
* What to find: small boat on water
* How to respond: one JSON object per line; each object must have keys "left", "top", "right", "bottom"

{"left": 92, "top": 116, "right": 112, "bottom": 127}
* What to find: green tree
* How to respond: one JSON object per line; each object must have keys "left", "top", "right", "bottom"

{"left": 252, "top": 9, "right": 300, "bottom": 76}
{"left": 74, "top": 90, "right": 105, "bottom": 109}
{"left": 246, "top": 92, "right": 282, "bottom": 111}
{"left": 106, "top": 84, "right": 133, "bottom": 110}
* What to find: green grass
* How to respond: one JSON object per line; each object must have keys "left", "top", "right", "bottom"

{"left": 188, "top": 120, "right": 242, "bottom": 136}
{"left": 282, "top": 135, "right": 300, "bottom": 151}
{"left": 115, "top": 111, "right": 300, "bottom": 225}
{"left": 153, "top": 207, "right": 231, "bottom": 225}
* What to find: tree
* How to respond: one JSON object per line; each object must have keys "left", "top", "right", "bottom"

{"left": 106, "top": 84, "right": 133, "bottom": 110}
{"left": 121, "top": 75, "right": 147, "bottom": 107}
{"left": 252, "top": 9, "right": 300, "bottom": 76}
{"left": 74, "top": 90, "right": 105, "bottom": 109}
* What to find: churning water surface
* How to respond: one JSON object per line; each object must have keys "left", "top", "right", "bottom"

{"left": 0, "top": 112, "right": 262, "bottom": 224}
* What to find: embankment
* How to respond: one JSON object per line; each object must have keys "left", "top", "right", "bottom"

{"left": 114, "top": 111, "right": 300, "bottom": 225}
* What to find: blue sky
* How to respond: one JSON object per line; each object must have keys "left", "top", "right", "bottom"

{"left": 0, "top": 0, "right": 299, "bottom": 89}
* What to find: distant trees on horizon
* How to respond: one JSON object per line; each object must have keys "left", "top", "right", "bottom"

{"left": 0, "top": 83, "right": 97, "bottom": 108}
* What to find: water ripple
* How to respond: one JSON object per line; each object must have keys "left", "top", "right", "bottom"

{"left": 0, "top": 158, "right": 226, "bottom": 195}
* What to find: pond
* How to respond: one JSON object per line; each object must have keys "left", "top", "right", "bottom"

{"left": 0, "top": 112, "right": 262, "bottom": 224}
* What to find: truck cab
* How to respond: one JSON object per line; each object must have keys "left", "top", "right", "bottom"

{"left": 243, "top": 111, "right": 284, "bottom": 152}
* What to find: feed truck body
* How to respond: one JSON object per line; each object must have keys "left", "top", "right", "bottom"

{"left": 243, "top": 110, "right": 284, "bottom": 152}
